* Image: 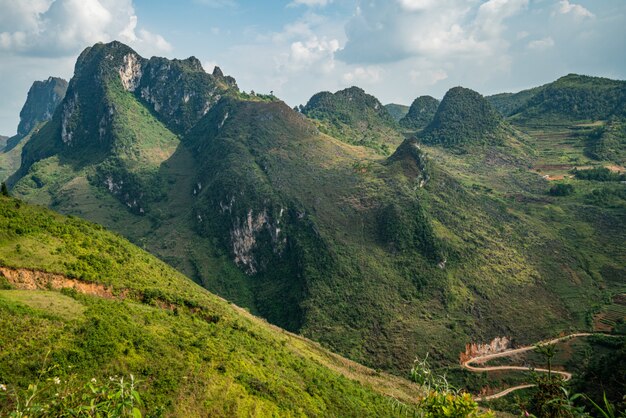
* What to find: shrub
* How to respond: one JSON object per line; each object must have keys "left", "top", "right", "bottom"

{"left": 549, "top": 183, "right": 574, "bottom": 196}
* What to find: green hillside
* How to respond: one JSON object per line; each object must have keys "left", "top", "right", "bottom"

{"left": 6, "top": 41, "right": 625, "bottom": 392}
{"left": 399, "top": 96, "right": 440, "bottom": 131}
{"left": 302, "top": 86, "right": 403, "bottom": 153}
{"left": 509, "top": 74, "right": 626, "bottom": 124}
{"left": 420, "top": 87, "right": 511, "bottom": 149}
{"left": 0, "top": 195, "right": 428, "bottom": 417}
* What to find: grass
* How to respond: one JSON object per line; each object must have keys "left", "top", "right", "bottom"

{"left": 0, "top": 290, "right": 85, "bottom": 320}
{"left": 0, "top": 195, "right": 424, "bottom": 416}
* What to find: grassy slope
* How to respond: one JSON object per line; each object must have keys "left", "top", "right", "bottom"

{"left": 0, "top": 195, "right": 421, "bottom": 417}
{"left": 0, "top": 132, "right": 30, "bottom": 182}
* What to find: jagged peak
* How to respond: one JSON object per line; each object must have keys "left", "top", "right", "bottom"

{"left": 212, "top": 66, "right": 224, "bottom": 77}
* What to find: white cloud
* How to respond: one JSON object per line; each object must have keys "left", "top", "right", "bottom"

{"left": 409, "top": 68, "right": 448, "bottom": 85}
{"left": 343, "top": 66, "right": 382, "bottom": 83}
{"left": 558, "top": 0, "right": 594, "bottom": 18}
{"left": 0, "top": 0, "right": 171, "bottom": 57}
{"left": 527, "top": 36, "right": 555, "bottom": 50}
{"left": 339, "top": 0, "right": 527, "bottom": 64}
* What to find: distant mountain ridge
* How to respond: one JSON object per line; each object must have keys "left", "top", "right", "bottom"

{"left": 488, "top": 74, "right": 626, "bottom": 123}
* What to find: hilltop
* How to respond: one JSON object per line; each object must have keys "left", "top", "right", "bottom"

{"left": 302, "top": 86, "right": 403, "bottom": 153}
{"left": 399, "top": 96, "right": 440, "bottom": 131}
{"left": 420, "top": 87, "right": 508, "bottom": 149}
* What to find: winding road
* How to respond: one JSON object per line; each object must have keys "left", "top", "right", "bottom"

{"left": 461, "top": 333, "right": 605, "bottom": 401}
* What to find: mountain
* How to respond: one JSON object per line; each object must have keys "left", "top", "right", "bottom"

{"left": 302, "top": 86, "right": 403, "bottom": 154}
{"left": 0, "top": 195, "right": 424, "bottom": 416}
{"left": 487, "top": 86, "right": 543, "bottom": 117}
{"left": 16, "top": 77, "right": 68, "bottom": 138}
{"left": 7, "top": 42, "right": 625, "bottom": 387}
{"left": 420, "top": 87, "right": 509, "bottom": 148}
{"left": 1, "top": 78, "right": 67, "bottom": 182}
{"left": 399, "top": 96, "right": 440, "bottom": 131}
{"left": 0, "top": 135, "right": 7, "bottom": 150}
{"left": 385, "top": 103, "right": 410, "bottom": 121}
{"left": 498, "top": 74, "right": 626, "bottom": 124}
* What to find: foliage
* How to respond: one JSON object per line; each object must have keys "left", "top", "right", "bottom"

{"left": 0, "top": 195, "right": 420, "bottom": 416}
{"left": 385, "top": 103, "right": 410, "bottom": 122}
{"left": 408, "top": 355, "right": 493, "bottom": 418}
{"left": 574, "top": 167, "right": 626, "bottom": 182}
{"left": 302, "top": 86, "right": 402, "bottom": 153}
{"left": 400, "top": 96, "right": 440, "bottom": 131}
{"left": 585, "top": 121, "right": 626, "bottom": 165}
{"left": 420, "top": 87, "right": 505, "bottom": 148}
{"left": 549, "top": 183, "right": 575, "bottom": 196}
{"left": 1, "top": 370, "right": 143, "bottom": 418}
{"left": 512, "top": 74, "right": 626, "bottom": 123}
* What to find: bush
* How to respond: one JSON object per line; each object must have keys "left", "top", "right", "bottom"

{"left": 549, "top": 183, "right": 574, "bottom": 196}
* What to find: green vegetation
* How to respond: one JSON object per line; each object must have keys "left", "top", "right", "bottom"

{"left": 510, "top": 74, "right": 626, "bottom": 124}
{"left": 420, "top": 87, "right": 508, "bottom": 149}
{"left": 487, "top": 86, "right": 544, "bottom": 117}
{"left": 549, "top": 183, "right": 575, "bottom": 196}
{"left": 399, "top": 95, "right": 440, "bottom": 131}
{"left": 385, "top": 103, "right": 410, "bottom": 122}
{"left": 302, "top": 86, "right": 403, "bottom": 153}
{"left": 585, "top": 120, "right": 626, "bottom": 165}
{"left": 574, "top": 167, "right": 626, "bottom": 182}
{"left": 5, "top": 40, "right": 625, "bottom": 411}
{"left": 0, "top": 195, "right": 422, "bottom": 416}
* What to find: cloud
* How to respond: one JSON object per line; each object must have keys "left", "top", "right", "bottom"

{"left": 409, "top": 68, "right": 448, "bottom": 85}
{"left": 558, "top": 0, "right": 594, "bottom": 18}
{"left": 0, "top": 0, "right": 171, "bottom": 57}
{"left": 343, "top": 66, "right": 382, "bottom": 83}
{"left": 338, "top": 0, "right": 528, "bottom": 65}
{"left": 527, "top": 36, "right": 555, "bottom": 51}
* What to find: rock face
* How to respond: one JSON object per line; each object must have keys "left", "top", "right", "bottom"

{"left": 399, "top": 95, "right": 439, "bottom": 130}
{"left": 459, "top": 336, "right": 511, "bottom": 363}
{"left": 420, "top": 87, "right": 504, "bottom": 148}
{"left": 17, "top": 77, "right": 68, "bottom": 138}
{"left": 138, "top": 56, "right": 237, "bottom": 134}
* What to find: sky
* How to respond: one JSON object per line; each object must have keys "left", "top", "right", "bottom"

{"left": 0, "top": 0, "right": 625, "bottom": 135}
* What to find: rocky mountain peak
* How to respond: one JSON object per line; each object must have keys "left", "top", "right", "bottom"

{"left": 17, "top": 77, "right": 68, "bottom": 137}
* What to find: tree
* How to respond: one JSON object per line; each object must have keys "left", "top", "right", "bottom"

{"left": 1, "top": 182, "right": 8, "bottom": 197}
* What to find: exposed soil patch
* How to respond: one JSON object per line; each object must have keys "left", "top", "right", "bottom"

{"left": 0, "top": 266, "right": 124, "bottom": 299}
{"left": 606, "top": 164, "right": 626, "bottom": 173}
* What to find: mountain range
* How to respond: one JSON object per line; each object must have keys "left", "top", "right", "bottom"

{"left": 1, "top": 40, "right": 625, "bottom": 414}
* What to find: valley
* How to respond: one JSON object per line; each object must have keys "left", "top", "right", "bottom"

{"left": 1, "top": 40, "right": 624, "bottom": 416}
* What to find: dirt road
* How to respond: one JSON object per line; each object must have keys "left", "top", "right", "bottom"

{"left": 462, "top": 333, "right": 598, "bottom": 401}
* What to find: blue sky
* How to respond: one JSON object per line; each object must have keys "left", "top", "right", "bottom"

{"left": 0, "top": 0, "right": 625, "bottom": 135}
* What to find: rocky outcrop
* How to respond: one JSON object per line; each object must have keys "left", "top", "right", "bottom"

{"left": 119, "top": 53, "right": 143, "bottom": 92}
{"left": 459, "top": 336, "right": 511, "bottom": 363}
{"left": 17, "top": 77, "right": 68, "bottom": 138}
